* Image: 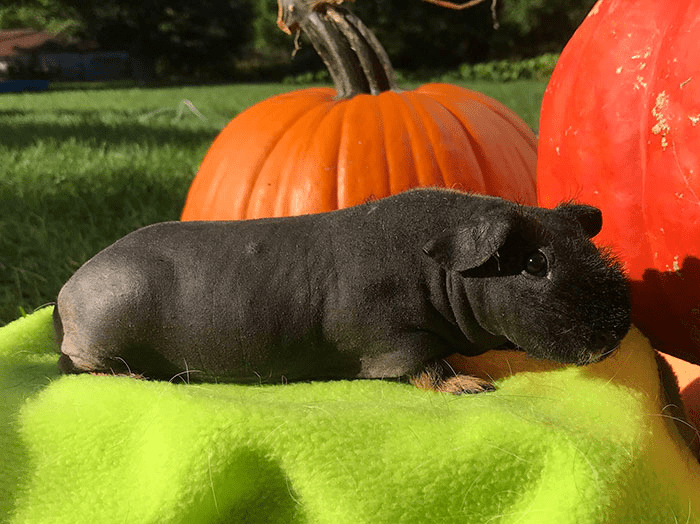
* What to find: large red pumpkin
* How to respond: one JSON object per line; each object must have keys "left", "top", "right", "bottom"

{"left": 537, "top": 0, "right": 700, "bottom": 362}
{"left": 181, "top": 0, "right": 537, "bottom": 220}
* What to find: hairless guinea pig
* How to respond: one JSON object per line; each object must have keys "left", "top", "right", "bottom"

{"left": 53, "top": 188, "right": 631, "bottom": 393}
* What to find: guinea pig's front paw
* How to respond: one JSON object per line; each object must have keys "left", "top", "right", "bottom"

{"left": 438, "top": 374, "right": 496, "bottom": 394}
{"left": 410, "top": 365, "right": 496, "bottom": 394}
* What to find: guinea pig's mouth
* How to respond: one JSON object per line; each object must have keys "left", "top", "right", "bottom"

{"left": 581, "top": 329, "right": 626, "bottom": 365}
{"left": 502, "top": 337, "right": 620, "bottom": 367}
{"left": 578, "top": 344, "right": 618, "bottom": 366}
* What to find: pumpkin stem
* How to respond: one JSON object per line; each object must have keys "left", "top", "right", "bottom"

{"left": 277, "top": 0, "right": 399, "bottom": 98}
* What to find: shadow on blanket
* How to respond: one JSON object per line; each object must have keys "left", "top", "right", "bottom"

{"left": 2, "top": 307, "right": 700, "bottom": 523}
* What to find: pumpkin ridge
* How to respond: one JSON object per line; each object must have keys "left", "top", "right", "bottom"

{"left": 181, "top": 88, "right": 335, "bottom": 220}
{"left": 334, "top": 98, "right": 354, "bottom": 207}
{"left": 452, "top": 114, "right": 493, "bottom": 196}
{"left": 366, "top": 94, "right": 395, "bottom": 198}
{"left": 335, "top": 94, "right": 391, "bottom": 206}
{"left": 399, "top": 90, "right": 478, "bottom": 191}
{"left": 247, "top": 96, "right": 339, "bottom": 217}
{"left": 399, "top": 94, "right": 439, "bottom": 190}
{"left": 382, "top": 93, "right": 420, "bottom": 191}
{"left": 425, "top": 88, "right": 536, "bottom": 201}
{"left": 413, "top": 90, "right": 492, "bottom": 194}
{"left": 368, "top": 94, "right": 393, "bottom": 199}
{"left": 304, "top": 98, "right": 350, "bottom": 211}
{"left": 374, "top": 91, "right": 418, "bottom": 196}
{"left": 420, "top": 83, "right": 537, "bottom": 152}
{"left": 247, "top": 92, "right": 336, "bottom": 218}
{"left": 281, "top": 99, "right": 348, "bottom": 215}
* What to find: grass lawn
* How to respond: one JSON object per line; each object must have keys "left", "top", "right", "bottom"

{"left": 0, "top": 79, "right": 546, "bottom": 326}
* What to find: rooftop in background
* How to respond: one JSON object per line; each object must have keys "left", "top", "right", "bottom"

{"left": 0, "top": 29, "right": 130, "bottom": 85}
{"left": 0, "top": 29, "right": 97, "bottom": 58}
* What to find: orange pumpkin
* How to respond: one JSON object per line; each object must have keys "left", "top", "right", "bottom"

{"left": 181, "top": 0, "right": 537, "bottom": 220}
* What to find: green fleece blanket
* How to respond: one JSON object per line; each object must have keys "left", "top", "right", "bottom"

{"left": 2, "top": 307, "right": 700, "bottom": 523}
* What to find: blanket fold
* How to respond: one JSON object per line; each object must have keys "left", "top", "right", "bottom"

{"left": 2, "top": 307, "right": 700, "bottom": 523}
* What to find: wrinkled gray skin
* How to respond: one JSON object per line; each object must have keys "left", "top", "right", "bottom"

{"left": 54, "top": 188, "right": 631, "bottom": 383}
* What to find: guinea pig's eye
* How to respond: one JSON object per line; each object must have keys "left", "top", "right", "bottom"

{"left": 524, "top": 250, "right": 548, "bottom": 277}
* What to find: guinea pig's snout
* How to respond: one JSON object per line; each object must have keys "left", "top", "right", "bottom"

{"left": 587, "top": 331, "right": 621, "bottom": 364}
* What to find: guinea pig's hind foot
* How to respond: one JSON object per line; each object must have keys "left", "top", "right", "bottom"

{"left": 58, "top": 352, "right": 84, "bottom": 374}
{"left": 439, "top": 374, "right": 496, "bottom": 394}
{"left": 410, "top": 363, "right": 496, "bottom": 394}
{"left": 89, "top": 371, "right": 148, "bottom": 380}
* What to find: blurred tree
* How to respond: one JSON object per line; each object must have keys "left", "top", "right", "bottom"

{"left": 0, "top": 0, "right": 80, "bottom": 33}
{"left": 251, "top": 0, "right": 596, "bottom": 73}
{"left": 490, "top": 0, "right": 597, "bottom": 57}
{"left": 1, "top": 0, "right": 598, "bottom": 78}
{"left": 354, "top": 0, "right": 597, "bottom": 67}
{"left": 353, "top": 0, "right": 495, "bottom": 69}
{"left": 59, "top": 0, "right": 254, "bottom": 80}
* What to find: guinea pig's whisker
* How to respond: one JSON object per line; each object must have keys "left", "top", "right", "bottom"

{"left": 654, "top": 411, "right": 699, "bottom": 433}
{"left": 440, "top": 358, "right": 459, "bottom": 378}
{"left": 169, "top": 362, "right": 204, "bottom": 384}
{"left": 599, "top": 347, "right": 617, "bottom": 359}
{"left": 113, "top": 356, "right": 134, "bottom": 375}
{"left": 651, "top": 411, "right": 700, "bottom": 455}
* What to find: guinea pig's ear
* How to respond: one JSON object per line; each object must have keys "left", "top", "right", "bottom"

{"left": 423, "top": 216, "right": 512, "bottom": 272}
{"left": 555, "top": 203, "right": 603, "bottom": 238}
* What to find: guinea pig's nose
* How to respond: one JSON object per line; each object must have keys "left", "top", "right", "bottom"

{"left": 592, "top": 331, "right": 619, "bottom": 360}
